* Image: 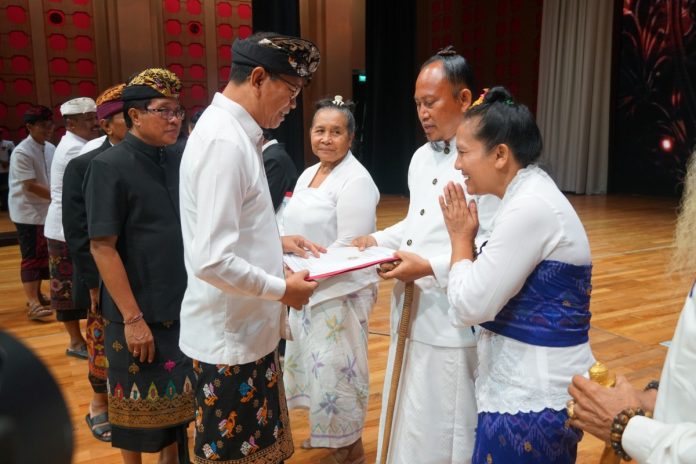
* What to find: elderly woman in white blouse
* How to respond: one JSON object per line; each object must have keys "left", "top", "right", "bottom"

{"left": 282, "top": 96, "right": 379, "bottom": 464}
{"left": 439, "top": 86, "right": 594, "bottom": 463}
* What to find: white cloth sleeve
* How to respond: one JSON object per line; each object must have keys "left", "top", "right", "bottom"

{"left": 429, "top": 253, "right": 452, "bottom": 288}
{"left": 371, "top": 219, "right": 405, "bottom": 249}
{"left": 623, "top": 415, "right": 696, "bottom": 464}
{"left": 330, "top": 176, "right": 379, "bottom": 248}
{"left": 11, "top": 149, "right": 39, "bottom": 182}
{"left": 447, "top": 196, "right": 562, "bottom": 326}
{"left": 188, "top": 139, "right": 286, "bottom": 300}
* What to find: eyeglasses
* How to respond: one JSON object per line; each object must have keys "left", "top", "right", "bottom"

{"left": 145, "top": 107, "right": 186, "bottom": 120}
{"left": 274, "top": 75, "right": 302, "bottom": 99}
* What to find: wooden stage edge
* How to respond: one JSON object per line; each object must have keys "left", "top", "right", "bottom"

{"left": 0, "top": 193, "right": 692, "bottom": 463}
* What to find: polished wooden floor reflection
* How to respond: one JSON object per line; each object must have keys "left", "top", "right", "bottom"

{"left": 0, "top": 193, "right": 690, "bottom": 463}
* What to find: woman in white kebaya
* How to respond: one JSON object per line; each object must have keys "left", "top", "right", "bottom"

{"left": 440, "top": 86, "right": 594, "bottom": 463}
{"left": 282, "top": 96, "right": 379, "bottom": 464}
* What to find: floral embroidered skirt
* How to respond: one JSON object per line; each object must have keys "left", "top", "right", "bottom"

{"left": 283, "top": 286, "right": 374, "bottom": 448}
{"left": 105, "top": 319, "right": 195, "bottom": 452}
{"left": 47, "top": 238, "right": 86, "bottom": 321}
{"left": 192, "top": 349, "right": 294, "bottom": 464}
{"left": 472, "top": 408, "right": 583, "bottom": 464}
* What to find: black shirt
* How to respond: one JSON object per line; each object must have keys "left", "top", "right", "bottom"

{"left": 85, "top": 132, "right": 186, "bottom": 322}
{"left": 62, "top": 137, "right": 110, "bottom": 309}
{"left": 262, "top": 142, "right": 298, "bottom": 211}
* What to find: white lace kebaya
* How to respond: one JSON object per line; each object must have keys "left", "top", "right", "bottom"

{"left": 448, "top": 165, "right": 596, "bottom": 414}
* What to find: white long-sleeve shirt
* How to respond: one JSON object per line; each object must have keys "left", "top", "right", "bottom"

{"left": 371, "top": 138, "right": 500, "bottom": 347}
{"left": 45, "top": 130, "right": 87, "bottom": 241}
{"left": 448, "top": 165, "right": 595, "bottom": 413}
{"left": 623, "top": 281, "right": 696, "bottom": 463}
{"left": 178, "top": 93, "right": 287, "bottom": 366}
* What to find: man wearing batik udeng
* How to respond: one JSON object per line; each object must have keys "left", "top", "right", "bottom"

{"left": 179, "top": 33, "right": 321, "bottom": 463}
{"left": 85, "top": 69, "right": 193, "bottom": 464}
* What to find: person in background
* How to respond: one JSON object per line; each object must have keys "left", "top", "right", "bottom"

{"left": 178, "top": 32, "right": 321, "bottom": 463}
{"left": 187, "top": 109, "right": 203, "bottom": 134}
{"left": 567, "top": 151, "right": 696, "bottom": 464}
{"left": 85, "top": 69, "right": 194, "bottom": 464}
{"left": 8, "top": 105, "right": 55, "bottom": 320}
{"left": 282, "top": 96, "right": 379, "bottom": 464}
{"left": 0, "top": 128, "right": 15, "bottom": 211}
{"left": 62, "top": 84, "right": 127, "bottom": 443}
{"left": 45, "top": 97, "right": 100, "bottom": 360}
{"left": 263, "top": 129, "right": 298, "bottom": 213}
{"left": 352, "top": 48, "right": 499, "bottom": 463}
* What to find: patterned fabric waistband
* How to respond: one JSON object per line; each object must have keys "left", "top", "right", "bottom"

{"left": 481, "top": 260, "right": 592, "bottom": 347}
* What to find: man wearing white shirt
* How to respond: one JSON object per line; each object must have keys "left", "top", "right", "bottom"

{"left": 9, "top": 105, "right": 55, "bottom": 320}
{"left": 45, "top": 97, "right": 99, "bottom": 359}
{"left": 354, "top": 48, "right": 500, "bottom": 463}
{"left": 179, "top": 32, "right": 321, "bottom": 463}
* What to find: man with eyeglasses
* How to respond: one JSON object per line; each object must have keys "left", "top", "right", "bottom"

{"left": 84, "top": 68, "right": 194, "bottom": 464}
{"left": 178, "top": 32, "right": 321, "bottom": 463}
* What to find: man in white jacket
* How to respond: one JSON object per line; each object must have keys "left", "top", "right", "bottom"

{"left": 354, "top": 48, "right": 499, "bottom": 463}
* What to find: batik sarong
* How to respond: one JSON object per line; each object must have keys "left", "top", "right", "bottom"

{"left": 47, "top": 238, "right": 86, "bottom": 321}
{"left": 472, "top": 408, "right": 582, "bottom": 463}
{"left": 105, "top": 319, "right": 194, "bottom": 452}
{"left": 14, "top": 222, "right": 49, "bottom": 282}
{"left": 192, "top": 349, "right": 293, "bottom": 463}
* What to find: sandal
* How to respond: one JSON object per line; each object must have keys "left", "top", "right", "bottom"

{"left": 38, "top": 293, "right": 50, "bottom": 306}
{"left": 85, "top": 412, "right": 112, "bottom": 442}
{"left": 66, "top": 346, "right": 88, "bottom": 360}
{"left": 27, "top": 302, "right": 52, "bottom": 321}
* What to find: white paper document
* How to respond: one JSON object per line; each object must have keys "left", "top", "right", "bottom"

{"left": 283, "top": 246, "right": 398, "bottom": 280}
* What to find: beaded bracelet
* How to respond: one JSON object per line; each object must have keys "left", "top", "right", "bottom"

{"left": 644, "top": 380, "right": 660, "bottom": 391}
{"left": 610, "top": 407, "right": 652, "bottom": 461}
{"left": 124, "top": 312, "right": 144, "bottom": 325}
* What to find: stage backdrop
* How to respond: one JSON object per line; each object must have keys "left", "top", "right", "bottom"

{"left": 609, "top": 0, "right": 696, "bottom": 195}
{"left": 364, "top": 0, "right": 544, "bottom": 194}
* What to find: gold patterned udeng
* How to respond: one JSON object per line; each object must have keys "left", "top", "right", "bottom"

{"left": 127, "top": 68, "right": 181, "bottom": 98}
{"left": 96, "top": 83, "right": 125, "bottom": 105}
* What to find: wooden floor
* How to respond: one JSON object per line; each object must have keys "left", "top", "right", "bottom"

{"left": 0, "top": 193, "right": 691, "bottom": 463}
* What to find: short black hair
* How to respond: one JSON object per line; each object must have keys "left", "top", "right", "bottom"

{"left": 464, "top": 86, "right": 543, "bottom": 166}
{"left": 312, "top": 97, "right": 356, "bottom": 136}
{"left": 123, "top": 98, "right": 151, "bottom": 129}
{"left": 421, "top": 46, "right": 476, "bottom": 97}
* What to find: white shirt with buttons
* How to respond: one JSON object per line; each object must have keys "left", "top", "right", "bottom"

{"left": 371, "top": 137, "right": 500, "bottom": 347}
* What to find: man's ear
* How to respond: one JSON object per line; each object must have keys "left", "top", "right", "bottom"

{"left": 458, "top": 88, "right": 473, "bottom": 112}
{"left": 249, "top": 66, "right": 267, "bottom": 94}
{"left": 128, "top": 107, "right": 141, "bottom": 127}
